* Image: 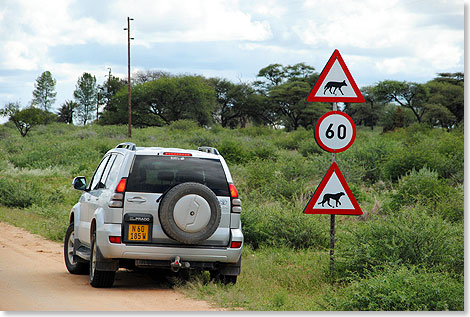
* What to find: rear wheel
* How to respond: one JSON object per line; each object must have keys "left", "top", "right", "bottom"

{"left": 64, "top": 223, "right": 88, "bottom": 275}
{"left": 89, "top": 230, "right": 115, "bottom": 288}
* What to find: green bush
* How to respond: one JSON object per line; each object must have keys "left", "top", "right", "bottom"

{"left": 386, "top": 168, "right": 463, "bottom": 222}
{"left": 217, "top": 140, "right": 247, "bottom": 164}
{"left": 336, "top": 207, "right": 464, "bottom": 278}
{"left": 388, "top": 168, "right": 441, "bottom": 210}
{"left": 382, "top": 128, "right": 464, "bottom": 182}
{"left": 273, "top": 127, "right": 311, "bottom": 150}
{"left": 0, "top": 178, "right": 43, "bottom": 208}
{"left": 168, "top": 119, "right": 200, "bottom": 131}
{"left": 328, "top": 265, "right": 463, "bottom": 311}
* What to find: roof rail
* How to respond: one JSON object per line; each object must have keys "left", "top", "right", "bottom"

{"left": 198, "top": 146, "right": 219, "bottom": 155}
{"left": 116, "top": 142, "right": 136, "bottom": 151}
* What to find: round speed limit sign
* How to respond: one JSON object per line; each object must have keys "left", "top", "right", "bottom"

{"left": 315, "top": 111, "right": 356, "bottom": 153}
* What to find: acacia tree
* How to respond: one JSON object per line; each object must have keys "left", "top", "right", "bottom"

{"left": 1, "top": 102, "right": 47, "bottom": 137}
{"left": 73, "top": 72, "right": 97, "bottom": 125}
{"left": 374, "top": 80, "right": 429, "bottom": 123}
{"left": 32, "top": 71, "right": 57, "bottom": 112}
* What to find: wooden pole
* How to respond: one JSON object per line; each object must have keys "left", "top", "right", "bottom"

{"left": 126, "top": 17, "right": 133, "bottom": 138}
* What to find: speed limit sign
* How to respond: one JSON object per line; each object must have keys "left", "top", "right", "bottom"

{"left": 315, "top": 111, "right": 356, "bottom": 153}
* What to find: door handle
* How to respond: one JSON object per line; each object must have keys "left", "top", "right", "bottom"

{"left": 127, "top": 197, "right": 146, "bottom": 203}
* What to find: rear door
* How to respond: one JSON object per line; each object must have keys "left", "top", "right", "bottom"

{"left": 124, "top": 155, "right": 231, "bottom": 246}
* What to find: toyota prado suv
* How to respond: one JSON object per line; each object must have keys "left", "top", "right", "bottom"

{"left": 64, "top": 142, "right": 243, "bottom": 288}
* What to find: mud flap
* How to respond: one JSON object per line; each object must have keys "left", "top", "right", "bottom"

{"left": 95, "top": 243, "right": 119, "bottom": 272}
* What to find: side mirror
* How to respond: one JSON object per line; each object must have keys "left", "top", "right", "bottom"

{"left": 72, "top": 176, "right": 87, "bottom": 191}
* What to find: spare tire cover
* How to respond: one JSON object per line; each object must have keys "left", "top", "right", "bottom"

{"left": 158, "top": 182, "right": 221, "bottom": 244}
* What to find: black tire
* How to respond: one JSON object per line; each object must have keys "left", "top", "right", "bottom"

{"left": 159, "top": 182, "right": 221, "bottom": 244}
{"left": 64, "top": 223, "right": 88, "bottom": 275}
{"left": 89, "top": 230, "right": 115, "bottom": 288}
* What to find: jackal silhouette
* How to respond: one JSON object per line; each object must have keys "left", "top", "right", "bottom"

{"left": 318, "top": 192, "right": 345, "bottom": 208}
{"left": 324, "top": 80, "right": 347, "bottom": 96}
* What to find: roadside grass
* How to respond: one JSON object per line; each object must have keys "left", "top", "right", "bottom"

{"left": 0, "top": 205, "right": 69, "bottom": 242}
{"left": 178, "top": 246, "right": 334, "bottom": 311}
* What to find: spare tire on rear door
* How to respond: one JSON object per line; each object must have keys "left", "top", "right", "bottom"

{"left": 158, "top": 182, "right": 221, "bottom": 244}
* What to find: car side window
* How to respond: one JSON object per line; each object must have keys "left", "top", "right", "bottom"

{"left": 100, "top": 154, "right": 116, "bottom": 188}
{"left": 105, "top": 154, "right": 124, "bottom": 189}
{"left": 89, "top": 155, "right": 111, "bottom": 191}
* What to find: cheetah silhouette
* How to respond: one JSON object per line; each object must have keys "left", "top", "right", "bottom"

{"left": 324, "top": 80, "right": 347, "bottom": 96}
{"left": 318, "top": 192, "right": 345, "bottom": 208}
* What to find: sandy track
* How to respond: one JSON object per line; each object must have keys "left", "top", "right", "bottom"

{"left": 0, "top": 222, "right": 218, "bottom": 311}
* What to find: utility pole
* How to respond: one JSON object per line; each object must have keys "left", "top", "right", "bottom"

{"left": 124, "top": 17, "right": 134, "bottom": 138}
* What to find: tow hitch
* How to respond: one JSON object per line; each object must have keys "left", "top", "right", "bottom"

{"left": 170, "top": 256, "right": 190, "bottom": 272}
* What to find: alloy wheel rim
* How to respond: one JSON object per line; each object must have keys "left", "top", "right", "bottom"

{"left": 67, "top": 231, "right": 76, "bottom": 265}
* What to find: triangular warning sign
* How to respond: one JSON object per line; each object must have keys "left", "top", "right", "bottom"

{"left": 304, "top": 162, "right": 362, "bottom": 215}
{"left": 306, "top": 49, "right": 365, "bottom": 103}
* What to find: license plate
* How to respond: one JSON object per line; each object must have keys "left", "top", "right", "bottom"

{"left": 128, "top": 224, "right": 149, "bottom": 241}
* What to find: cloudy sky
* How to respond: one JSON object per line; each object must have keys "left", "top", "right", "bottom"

{"left": 0, "top": 0, "right": 464, "bottom": 116}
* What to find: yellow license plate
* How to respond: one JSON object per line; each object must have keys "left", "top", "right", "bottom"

{"left": 128, "top": 224, "right": 149, "bottom": 241}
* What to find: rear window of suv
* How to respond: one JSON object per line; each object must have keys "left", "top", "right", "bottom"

{"left": 126, "top": 155, "right": 230, "bottom": 196}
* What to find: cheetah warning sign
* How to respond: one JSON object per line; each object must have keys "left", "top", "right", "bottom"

{"left": 303, "top": 162, "right": 362, "bottom": 215}
{"left": 306, "top": 49, "right": 365, "bottom": 103}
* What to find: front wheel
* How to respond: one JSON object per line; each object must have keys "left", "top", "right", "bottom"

{"left": 64, "top": 223, "right": 88, "bottom": 275}
{"left": 89, "top": 230, "right": 115, "bottom": 288}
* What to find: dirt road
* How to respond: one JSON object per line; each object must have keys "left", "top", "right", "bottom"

{"left": 0, "top": 222, "right": 219, "bottom": 311}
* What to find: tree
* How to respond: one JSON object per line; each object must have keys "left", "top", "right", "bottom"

{"left": 73, "top": 72, "right": 97, "bottom": 125}
{"left": 426, "top": 73, "right": 464, "bottom": 126}
{"left": 32, "top": 71, "right": 57, "bottom": 112}
{"left": 374, "top": 80, "right": 430, "bottom": 123}
{"left": 101, "top": 75, "right": 215, "bottom": 127}
{"left": 1, "top": 102, "right": 47, "bottom": 137}
{"left": 57, "top": 100, "right": 78, "bottom": 124}
{"left": 210, "top": 78, "right": 268, "bottom": 128}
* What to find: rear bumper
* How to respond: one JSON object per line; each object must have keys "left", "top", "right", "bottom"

{"left": 96, "top": 223, "right": 243, "bottom": 264}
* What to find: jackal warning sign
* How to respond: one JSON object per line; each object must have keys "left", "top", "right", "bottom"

{"left": 306, "top": 49, "right": 365, "bottom": 103}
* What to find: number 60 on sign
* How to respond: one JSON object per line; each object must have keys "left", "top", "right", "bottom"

{"left": 314, "top": 111, "right": 356, "bottom": 153}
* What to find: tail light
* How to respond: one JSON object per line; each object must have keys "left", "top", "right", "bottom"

{"left": 229, "top": 183, "right": 238, "bottom": 198}
{"left": 230, "top": 183, "right": 241, "bottom": 213}
{"left": 230, "top": 241, "right": 242, "bottom": 248}
{"left": 109, "top": 236, "right": 121, "bottom": 244}
{"left": 108, "top": 177, "right": 127, "bottom": 208}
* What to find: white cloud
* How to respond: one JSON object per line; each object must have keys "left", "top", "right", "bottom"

{"left": 111, "top": 0, "right": 273, "bottom": 43}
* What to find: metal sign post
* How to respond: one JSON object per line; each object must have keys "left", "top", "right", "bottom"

{"left": 330, "top": 102, "right": 337, "bottom": 274}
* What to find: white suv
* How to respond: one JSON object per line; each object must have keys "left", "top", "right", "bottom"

{"left": 64, "top": 142, "right": 243, "bottom": 288}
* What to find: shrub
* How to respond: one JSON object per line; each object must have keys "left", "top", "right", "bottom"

{"left": 168, "top": 119, "right": 200, "bottom": 131}
{"left": 382, "top": 128, "right": 464, "bottom": 182}
{"left": 335, "top": 206, "right": 464, "bottom": 278}
{"left": 388, "top": 168, "right": 441, "bottom": 210}
{"left": 328, "top": 265, "right": 463, "bottom": 311}
{"left": 217, "top": 140, "right": 246, "bottom": 164}
{"left": 0, "top": 178, "right": 43, "bottom": 208}
{"left": 386, "top": 168, "right": 464, "bottom": 222}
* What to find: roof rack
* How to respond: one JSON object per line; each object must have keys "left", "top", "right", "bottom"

{"left": 198, "top": 146, "right": 219, "bottom": 155}
{"left": 116, "top": 142, "right": 136, "bottom": 151}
